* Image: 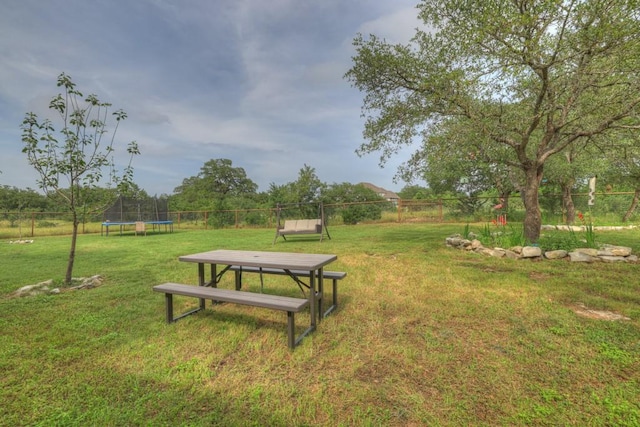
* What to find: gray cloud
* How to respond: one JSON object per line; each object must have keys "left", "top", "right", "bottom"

{"left": 0, "top": 0, "right": 422, "bottom": 194}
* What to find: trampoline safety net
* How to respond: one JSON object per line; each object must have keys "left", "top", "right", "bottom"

{"left": 103, "top": 197, "right": 169, "bottom": 222}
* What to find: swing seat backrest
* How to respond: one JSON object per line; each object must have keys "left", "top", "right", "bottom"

{"left": 280, "top": 219, "right": 322, "bottom": 233}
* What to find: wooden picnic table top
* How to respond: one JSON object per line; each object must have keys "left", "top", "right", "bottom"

{"left": 178, "top": 249, "right": 337, "bottom": 271}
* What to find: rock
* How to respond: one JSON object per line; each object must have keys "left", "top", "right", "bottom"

{"left": 446, "top": 236, "right": 464, "bottom": 247}
{"left": 568, "top": 251, "right": 595, "bottom": 262}
{"left": 575, "top": 248, "right": 599, "bottom": 257}
{"left": 544, "top": 250, "right": 568, "bottom": 259}
{"left": 14, "top": 280, "right": 54, "bottom": 297}
{"left": 490, "top": 249, "right": 506, "bottom": 258}
{"left": 600, "top": 244, "right": 632, "bottom": 257}
{"left": 69, "top": 275, "right": 104, "bottom": 290}
{"left": 599, "top": 256, "right": 628, "bottom": 263}
{"left": 521, "top": 246, "right": 542, "bottom": 258}
{"left": 597, "top": 249, "right": 614, "bottom": 256}
{"left": 505, "top": 250, "right": 520, "bottom": 259}
{"left": 477, "top": 247, "right": 494, "bottom": 256}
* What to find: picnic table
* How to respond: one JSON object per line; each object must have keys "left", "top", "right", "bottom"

{"left": 154, "top": 250, "right": 340, "bottom": 348}
{"left": 179, "top": 250, "right": 337, "bottom": 325}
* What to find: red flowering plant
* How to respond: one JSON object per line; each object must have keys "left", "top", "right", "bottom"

{"left": 577, "top": 211, "right": 597, "bottom": 248}
{"left": 478, "top": 214, "right": 524, "bottom": 248}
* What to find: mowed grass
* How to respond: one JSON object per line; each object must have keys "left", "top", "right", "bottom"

{"left": 1, "top": 223, "right": 639, "bottom": 426}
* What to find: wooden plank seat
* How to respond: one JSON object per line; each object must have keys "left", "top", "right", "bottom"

{"left": 153, "top": 283, "right": 311, "bottom": 349}
{"left": 279, "top": 219, "right": 322, "bottom": 235}
{"left": 227, "top": 266, "right": 346, "bottom": 318}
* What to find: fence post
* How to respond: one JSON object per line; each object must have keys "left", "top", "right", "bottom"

{"left": 397, "top": 200, "right": 402, "bottom": 222}
{"left": 31, "top": 212, "right": 35, "bottom": 237}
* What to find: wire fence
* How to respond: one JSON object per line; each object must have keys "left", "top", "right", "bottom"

{"left": 2, "top": 192, "right": 639, "bottom": 239}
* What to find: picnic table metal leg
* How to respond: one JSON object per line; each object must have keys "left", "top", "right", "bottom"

{"left": 235, "top": 269, "right": 242, "bottom": 290}
{"left": 165, "top": 293, "right": 174, "bottom": 323}
{"left": 332, "top": 278, "right": 338, "bottom": 312}
{"left": 163, "top": 291, "right": 204, "bottom": 322}
{"left": 198, "top": 263, "right": 205, "bottom": 286}
{"left": 210, "top": 264, "right": 217, "bottom": 287}
{"left": 309, "top": 271, "right": 317, "bottom": 329}
{"left": 198, "top": 263, "right": 206, "bottom": 309}
{"left": 317, "top": 267, "right": 324, "bottom": 321}
{"left": 321, "top": 278, "right": 338, "bottom": 317}
{"left": 287, "top": 311, "right": 295, "bottom": 348}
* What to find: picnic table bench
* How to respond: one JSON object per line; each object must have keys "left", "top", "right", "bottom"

{"left": 153, "top": 283, "right": 311, "bottom": 348}
{"left": 228, "top": 266, "right": 345, "bottom": 317}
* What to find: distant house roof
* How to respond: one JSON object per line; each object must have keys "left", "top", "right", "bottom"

{"left": 359, "top": 182, "right": 400, "bottom": 201}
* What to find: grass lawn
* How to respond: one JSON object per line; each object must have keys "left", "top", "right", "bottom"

{"left": 1, "top": 223, "right": 639, "bottom": 426}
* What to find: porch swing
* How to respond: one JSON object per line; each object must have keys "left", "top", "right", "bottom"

{"left": 273, "top": 202, "right": 331, "bottom": 244}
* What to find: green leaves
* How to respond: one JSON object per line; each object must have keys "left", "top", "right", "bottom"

{"left": 346, "top": 0, "right": 640, "bottom": 243}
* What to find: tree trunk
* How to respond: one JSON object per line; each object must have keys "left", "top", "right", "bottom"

{"left": 65, "top": 215, "right": 79, "bottom": 285}
{"left": 522, "top": 166, "right": 543, "bottom": 243}
{"left": 561, "top": 181, "right": 576, "bottom": 224}
{"left": 622, "top": 188, "right": 640, "bottom": 222}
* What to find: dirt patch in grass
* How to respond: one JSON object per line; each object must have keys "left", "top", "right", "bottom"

{"left": 570, "top": 303, "right": 631, "bottom": 321}
{"left": 528, "top": 271, "right": 553, "bottom": 281}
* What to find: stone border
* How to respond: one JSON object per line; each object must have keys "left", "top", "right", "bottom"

{"left": 445, "top": 235, "right": 638, "bottom": 263}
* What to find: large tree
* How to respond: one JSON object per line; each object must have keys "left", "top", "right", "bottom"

{"left": 21, "top": 73, "right": 139, "bottom": 284}
{"left": 346, "top": 0, "right": 640, "bottom": 242}
{"left": 171, "top": 158, "right": 258, "bottom": 211}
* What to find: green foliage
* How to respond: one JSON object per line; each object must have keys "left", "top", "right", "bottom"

{"left": 345, "top": 0, "right": 640, "bottom": 243}
{"left": 539, "top": 210, "right": 601, "bottom": 251}
{"left": 577, "top": 211, "right": 598, "bottom": 248}
{"left": 170, "top": 159, "right": 258, "bottom": 211}
{"left": 269, "top": 165, "right": 326, "bottom": 217}
{"left": 538, "top": 231, "right": 581, "bottom": 252}
{"left": 474, "top": 218, "right": 526, "bottom": 249}
{"left": 0, "top": 186, "right": 49, "bottom": 212}
{"left": 323, "top": 183, "right": 385, "bottom": 224}
{"left": 398, "top": 184, "right": 431, "bottom": 200}
{"left": 456, "top": 194, "right": 486, "bottom": 217}
{"left": 341, "top": 203, "right": 382, "bottom": 225}
{"left": 462, "top": 223, "right": 471, "bottom": 239}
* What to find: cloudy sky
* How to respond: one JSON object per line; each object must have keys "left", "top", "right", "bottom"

{"left": 0, "top": 0, "right": 423, "bottom": 196}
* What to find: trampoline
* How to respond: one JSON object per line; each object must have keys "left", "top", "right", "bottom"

{"left": 101, "top": 196, "right": 173, "bottom": 236}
